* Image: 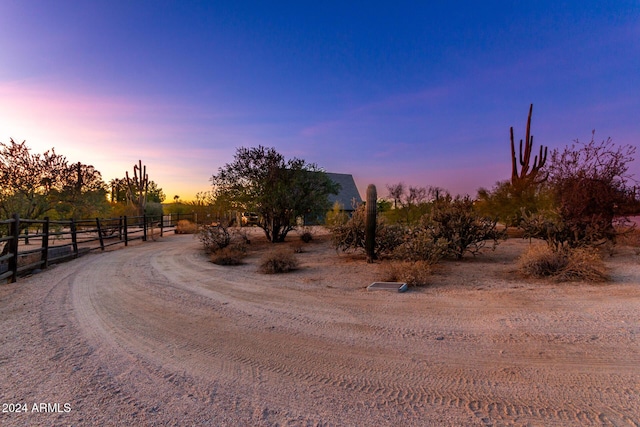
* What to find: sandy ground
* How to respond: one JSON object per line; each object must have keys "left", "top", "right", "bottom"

{"left": 0, "top": 227, "right": 639, "bottom": 426}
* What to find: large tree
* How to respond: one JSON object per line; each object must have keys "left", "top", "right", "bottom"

{"left": 0, "top": 138, "right": 69, "bottom": 219}
{"left": 211, "top": 146, "right": 339, "bottom": 242}
{"left": 0, "top": 138, "right": 111, "bottom": 220}
{"left": 57, "top": 162, "right": 110, "bottom": 219}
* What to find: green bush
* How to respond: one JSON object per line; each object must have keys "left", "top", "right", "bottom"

{"left": 427, "top": 195, "right": 506, "bottom": 259}
{"left": 476, "top": 180, "right": 553, "bottom": 227}
{"left": 392, "top": 228, "right": 449, "bottom": 263}
{"left": 330, "top": 204, "right": 403, "bottom": 257}
{"left": 325, "top": 201, "right": 349, "bottom": 227}
{"left": 144, "top": 202, "right": 164, "bottom": 218}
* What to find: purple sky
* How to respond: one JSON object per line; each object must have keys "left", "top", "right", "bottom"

{"left": 1, "top": 1, "right": 639, "bottom": 201}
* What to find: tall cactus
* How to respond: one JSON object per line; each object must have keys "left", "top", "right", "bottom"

{"left": 365, "top": 184, "right": 377, "bottom": 263}
{"left": 125, "top": 160, "right": 149, "bottom": 216}
{"left": 510, "top": 104, "right": 548, "bottom": 191}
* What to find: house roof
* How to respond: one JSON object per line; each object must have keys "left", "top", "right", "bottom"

{"left": 326, "top": 172, "right": 362, "bottom": 210}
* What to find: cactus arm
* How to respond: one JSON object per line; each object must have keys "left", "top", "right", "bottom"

{"left": 510, "top": 104, "right": 548, "bottom": 188}
{"left": 510, "top": 127, "right": 518, "bottom": 182}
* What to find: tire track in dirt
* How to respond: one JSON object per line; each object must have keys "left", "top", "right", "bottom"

{"left": 66, "top": 235, "right": 640, "bottom": 425}
{"left": 3, "top": 234, "right": 639, "bottom": 425}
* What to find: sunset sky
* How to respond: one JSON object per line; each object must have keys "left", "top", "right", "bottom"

{"left": 1, "top": 1, "right": 639, "bottom": 201}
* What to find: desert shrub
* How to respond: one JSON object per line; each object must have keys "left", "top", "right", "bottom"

{"left": 518, "top": 244, "right": 568, "bottom": 278}
{"left": 518, "top": 245, "right": 607, "bottom": 282}
{"left": 426, "top": 195, "right": 506, "bottom": 259}
{"left": 296, "top": 226, "right": 314, "bottom": 243}
{"left": 259, "top": 248, "right": 299, "bottom": 274}
{"left": 210, "top": 244, "right": 247, "bottom": 265}
{"left": 198, "top": 224, "right": 230, "bottom": 253}
{"left": 380, "top": 260, "right": 432, "bottom": 286}
{"left": 520, "top": 210, "right": 572, "bottom": 251}
{"left": 539, "top": 134, "right": 637, "bottom": 248}
{"left": 144, "top": 202, "right": 164, "bottom": 218}
{"left": 392, "top": 228, "right": 449, "bottom": 263}
{"left": 384, "top": 183, "right": 446, "bottom": 226}
{"left": 521, "top": 209, "right": 635, "bottom": 250}
{"left": 230, "top": 227, "right": 251, "bottom": 245}
{"left": 175, "top": 220, "right": 198, "bottom": 234}
{"left": 476, "top": 180, "right": 554, "bottom": 227}
{"left": 325, "top": 201, "right": 349, "bottom": 227}
{"left": 375, "top": 223, "right": 405, "bottom": 256}
{"left": 616, "top": 226, "right": 640, "bottom": 254}
{"left": 561, "top": 248, "right": 608, "bottom": 282}
{"left": 330, "top": 204, "right": 403, "bottom": 257}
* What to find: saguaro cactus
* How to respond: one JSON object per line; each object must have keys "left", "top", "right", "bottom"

{"left": 125, "top": 160, "right": 149, "bottom": 216}
{"left": 365, "top": 184, "right": 377, "bottom": 263}
{"left": 510, "top": 104, "right": 548, "bottom": 191}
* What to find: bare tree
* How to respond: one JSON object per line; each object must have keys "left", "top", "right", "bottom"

{"left": 545, "top": 132, "right": 636, "bottom": 245}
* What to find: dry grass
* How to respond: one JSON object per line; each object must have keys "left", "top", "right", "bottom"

{"left": 560, "top": 248, "right": 608, "bottom": 282}
{"left": 616, "top": 227, "right": 640, "bottom": 255}
{"left": 380, "top": 260, "right": 433, "bottom": 287}
{"left": 518, "top": 244, "right": 608, "bottom": 282}
{"left": 175, "top": 220, "right": 198, "bottom": 234}
{"left": 210, "top": 244, "right": 247, "bottom": 266}
{"left": 259, "top": 248, "right": 299, "bottom": 274}
{"left": 505, "top": 227, "right": 525, "bottom": 238}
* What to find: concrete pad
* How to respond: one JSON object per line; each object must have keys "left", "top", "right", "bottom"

{"left": 367, "top": 282, "right": 408, "bottom": 292}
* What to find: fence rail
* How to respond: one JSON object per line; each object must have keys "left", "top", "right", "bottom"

{"left": 0, "top": 212, "right": 196, "bottom": 283}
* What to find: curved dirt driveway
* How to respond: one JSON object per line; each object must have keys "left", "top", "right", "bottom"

{"left": 1, "top": 233, "right": 639, "bottom": 426}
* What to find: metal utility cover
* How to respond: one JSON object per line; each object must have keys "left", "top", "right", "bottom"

{"left": 367, "top": 282, "right": 408, "bottom": 292}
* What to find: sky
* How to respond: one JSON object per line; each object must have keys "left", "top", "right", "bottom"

{"left": 1, "top": 1, "right": 639, "bottom": 201}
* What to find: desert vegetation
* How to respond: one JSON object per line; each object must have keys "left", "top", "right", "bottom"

{"left": 0, "top": 139, "right": 111, "bottom": 222}
{"left": 3, "top": 104, "right": 639, "bottom": 288}
{"left": 259, "top": 248, "right": 299, "bottom": 273}
{"left": 517, "top": 244, "right": 608, "bottom": 282}
{"left": 181, "top": 106, "right": 635, "bottom": 287}
{"left": 3, "top": 107, "right": 640, "bottom": 425}
{"left": 210, "top": 146, "right": 339, "bottom": 243}
{"left": 475, "top": 106, "right": 638, "bottom": 281}
{"left": 0, "top": 139, "right": 168, "bottom": 226}
{"left": 328, "top": 191, "right": 505, "bottom": 285}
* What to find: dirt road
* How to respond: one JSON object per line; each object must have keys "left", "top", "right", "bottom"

{"left": 1, "top": 233, "right": 639, "bottom": 426}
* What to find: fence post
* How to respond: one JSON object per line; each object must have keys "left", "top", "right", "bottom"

{"left": 24, "top": 227, "right": 29, "bottom": 245}
{"left": 8, "top": 214, "right": 20, "bottom": 283}
{"left": 42, "top": 217, "right": 50, "bottom": 268}
{"left": 123, "top": 216, "right": 128, "bottom": 246}
{"left": 96, "top": 218, "right": 105, "bottom": 251}
{"left": 118, "top": 216, "right": 123, "bottom": 240}
{"left": 159, "top": 213, "right": 164, "bottom": 237}
{"left": 143, "top": 214, "right": 147, "bottom": 242}
{"left": 70, "top": 219, "right": 78, "bottom": 258}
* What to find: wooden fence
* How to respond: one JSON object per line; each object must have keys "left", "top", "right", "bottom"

{"left": 0, "top": 212, "right": 196, "bottom": 283}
